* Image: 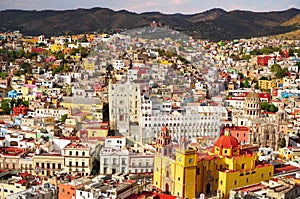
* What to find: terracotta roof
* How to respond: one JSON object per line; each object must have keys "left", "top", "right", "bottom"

{"left": 215, "top": 134, "right": 239, "bottom": 148}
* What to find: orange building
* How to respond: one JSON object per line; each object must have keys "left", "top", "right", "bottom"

{"left": 59, "top": 182, "right": 83, "bottom": 199}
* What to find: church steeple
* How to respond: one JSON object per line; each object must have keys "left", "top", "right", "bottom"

{"left": 156, "top": 126, "right": 172, "bottom": 155}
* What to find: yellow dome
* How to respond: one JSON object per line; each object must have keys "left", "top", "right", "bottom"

{"left": 245, "top": 91, "right": 260, "bottom": 102}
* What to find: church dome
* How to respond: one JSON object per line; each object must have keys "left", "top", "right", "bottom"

{"left": 215, "top": 134, "right": 239, "bottom": 148}
{"left": 214, "top": 130, "right": 240, "bottom": 156}
{"left": 245, "top": 91, "right": 260, "bottom": 102}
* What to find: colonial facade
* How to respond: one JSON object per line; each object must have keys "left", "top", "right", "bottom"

{"left": 153, "top": 127, "right": 274, "bottom": 199}
{"left": 62, "top": 143, "right": 92, "bottom": 176}
{"left": 232, "top": 89, "right": 288, "bottom": 150}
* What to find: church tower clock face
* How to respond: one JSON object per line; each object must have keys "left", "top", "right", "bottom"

{"left": 189, "top": 158, "right": 193, "bottom": 163}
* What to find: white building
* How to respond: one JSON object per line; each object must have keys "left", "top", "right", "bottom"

{"left": 139, "top": 104, "right": 227, "bottom": 144}
{"left": 104, "top": 136, "right": 126, "bottom": 148}
{"left": 27, "top": 108, "right": 70, "bottom": 120}
{"left": 113, "top": 60, "right": 125, "bottom": 70}
{"left": 99, "top": 146, "right": 129, "bottom": 174}
{"left": 128, "top": 153, "right": 154, "bottom": 174}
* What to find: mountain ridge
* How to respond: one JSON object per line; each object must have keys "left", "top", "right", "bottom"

{"left": 0, "top": 7, "right": 300, "bottom": 40}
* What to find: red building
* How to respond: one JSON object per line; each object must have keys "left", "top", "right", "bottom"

{"left": 225, "top": 126, "right": 250, "bottom": 144}
{"left": 11, "top": 105, "right": 29, "bottom": 116}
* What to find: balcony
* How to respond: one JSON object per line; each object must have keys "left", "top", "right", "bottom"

{"left": 130, "top": 165, "right": 152, "bottom": 168}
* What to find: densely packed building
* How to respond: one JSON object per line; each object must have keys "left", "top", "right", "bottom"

{"left": 0, "top": 28, "right": 300, "bottom": 198}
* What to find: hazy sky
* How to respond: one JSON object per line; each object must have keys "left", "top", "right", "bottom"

{"left": 0, "top": 0, "right": 299, "bottom": 14}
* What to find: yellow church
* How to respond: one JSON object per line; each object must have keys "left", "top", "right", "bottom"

{"left": 153, "top": 127, "right": 274, "bottom": 199}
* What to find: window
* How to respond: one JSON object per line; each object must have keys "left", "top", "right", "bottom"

{"left": 62, "top": 188, "right": 65, "bottom": 193}
{"left": 82, "top": 152, "right": 85, "bottom": 156}
{"left": 261, "top": 174, "right": 264, "bottom": 178}
{"left": 76, "top": 151, "right": 79, "bottom": 156}
{"left": 241, "top": 163, "right": 245, "bottom": 169}
{"left": 4, "top": 189, "right": 8, "bottom": 192}
{"left": 220, "top": 180, "right": 223, "bottom": 185}
{"left": 234, "top": 180, "right": 237, "bottom": 185}
{"left": 178, "top": 177, "right": 180, "bottom": 181}
{"left": 246, "top": 178, "right": 248, "bottom": 183}
{"left": 69, "top": 151, "right": 72, "bottom": 156}
{"left": 269, "top": 172, "right": 271, "bottom": 176}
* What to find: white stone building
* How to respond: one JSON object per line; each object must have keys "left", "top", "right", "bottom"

{"left": 99, "top": 146, "right": 129, "bottom": 174}
{"left": 139, "top": 104, "right": 227, "bottom": 144}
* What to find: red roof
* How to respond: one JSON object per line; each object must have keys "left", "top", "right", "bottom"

{"left": 274, "top": 165, "right": 300, "bottom": 174}
{"left": 215, "top": 135, "right": 239, "bottom": 148}
{"left": 161, "top": 126, "right": 168, "bottom": 132}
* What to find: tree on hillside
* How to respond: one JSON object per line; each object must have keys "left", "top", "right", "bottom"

{"left": 244, "top": 79, "right": 250, "bottom": 88}
{"left": 270, "top": 103, "right": 278, "bottom": 112}
{"left": 261, "top": 102, "right": 270, "bottom": 111}
{"left": 270, "top": 64, "right": 288, "bottom": 79}
{"left": 1, "top": 99, "right": 11, "bottom": 115}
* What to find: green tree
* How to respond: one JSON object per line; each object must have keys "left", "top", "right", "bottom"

{"left": 279, "top": 138, "right": 286, "bottom": 148}
{"left": 60, "top": 114, "right": 68, "bottom": 122}
{"left": 54, "top": 51, "right": 65, "bottom": 60}
{"left": 0, "top": 72, "right": 8, "bottom": 79}
{"left": 269, "top": 103, "right": 278, "bottom": 112}
{"left": 20, "top": 62, "right": 33, "bottom": 74}
{"left": 244, "top": 79, "right": 249, "bottom": 88}
{"left": 261, "top": 102, "right": 270, "bottom": 112}
{"left": 22, "top": 100, "right": 29, "bottom": 107}
{"left": 270, "top": 64, "right": 288, "bottom": 79}
{"left": 259, "top": 76, "right": 268, "bottom": 80}
{"left": 15, "top": 98, "right": 23, "bottom": 107}
{"left": 16, "top": 50, "right": 25, "bottom": 58}
{"left": 1, "top": 99, "right": 11, "bottom": 114}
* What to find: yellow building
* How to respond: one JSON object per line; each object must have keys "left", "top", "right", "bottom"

{"left": 258, "top": 79, "right": 281, "bottom": 90}
{"left": 63, "top": 143, "right": 92, "bottom": 176}
{"left": 50, "top": 43, "right": 63, "bottom": 53}
{"left": 32, "top": 153, "right": 64, "bottom": 176}
{"left": 86, "top": 126, "right": 108, "bottom": 138}
{"left": 83, "top": 60, "right": 95, "bottom": 71}
{"left": 153, "top": 128, "right": 274, "bottom": 199}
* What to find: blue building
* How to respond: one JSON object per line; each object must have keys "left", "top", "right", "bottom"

{"left": 7, "top": 90, "right": 22, "bottom": 99}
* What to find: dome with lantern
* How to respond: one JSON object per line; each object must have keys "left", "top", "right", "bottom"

{"left": 214, "top": 130, "right": 240, "bottom": 156}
